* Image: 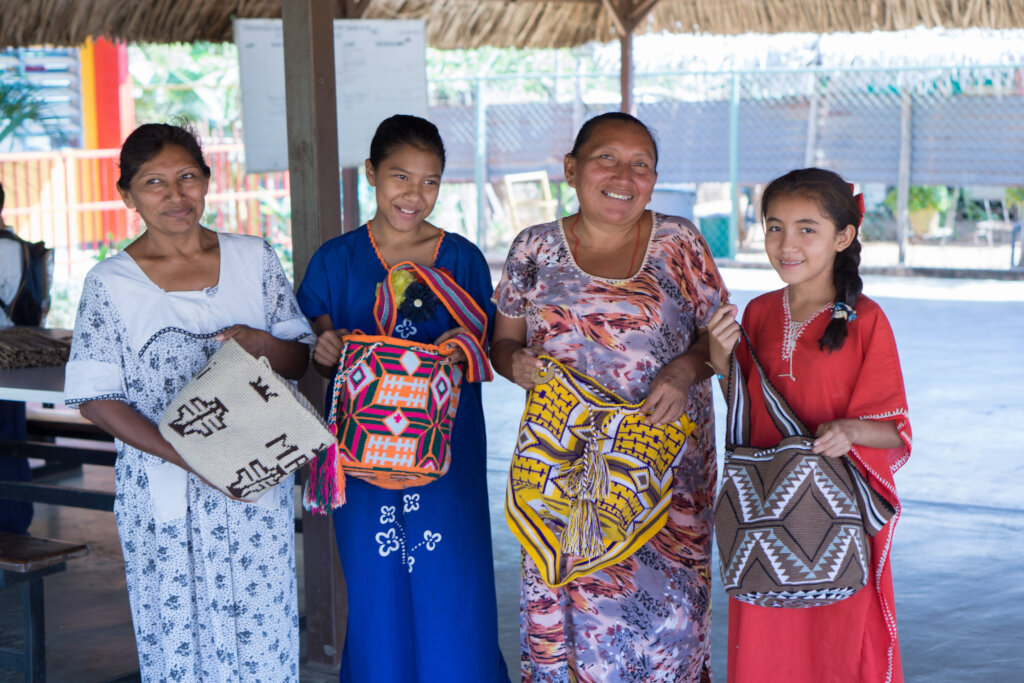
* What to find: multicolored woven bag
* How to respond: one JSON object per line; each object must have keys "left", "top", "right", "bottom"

{"left": 506, "top": 356, "right": 697, "bottom": 587}
{"left": 715, "top": 328, "right": 895, "bottom": 608}
{"left": 304, "top": 261, "right": 491, "bottom": 513}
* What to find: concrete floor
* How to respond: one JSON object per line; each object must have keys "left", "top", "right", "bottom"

{"left": 3, "top": 267, "right": 1023, "bottom": 681}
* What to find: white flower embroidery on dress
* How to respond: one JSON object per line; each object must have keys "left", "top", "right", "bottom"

{"left": 395, "top": 319, "right": 416, "bottom": 339}
{"left": 418, "top": 531, "right": 442, "bottom": 551}
{"left": 375, "top": 528, "right": 400, "bottom": 556}
{"left": 375, "top": 502, "right": 441, "bottom": 573}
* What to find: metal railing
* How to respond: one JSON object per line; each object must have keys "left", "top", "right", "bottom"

{"left": 1, "top": 144, "right": 291, "bottom": 279}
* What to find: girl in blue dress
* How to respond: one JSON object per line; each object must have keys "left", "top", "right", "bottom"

{"left": 296, "top": 115, "right": 509, "bottom": 683}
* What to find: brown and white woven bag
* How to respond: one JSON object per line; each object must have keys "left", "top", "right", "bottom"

{"left": 159, "top": 338, "right": 332, "bottom": 501}
{"left": 714, "top": 328, "right": 895, "bottom": 608}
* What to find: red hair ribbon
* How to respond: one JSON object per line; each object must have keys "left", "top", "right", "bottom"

{"left": 848, "top": 182, "right": 865, "bottom": 227}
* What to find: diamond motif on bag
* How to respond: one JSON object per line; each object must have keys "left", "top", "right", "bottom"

{"left": 629, "top": 468, "right": 651, "bottom": 491}
{"left": 431, "top": 372, "right": 451, "bottom": 405}
{"left": 347, "top": 360, "right": 374, "bottom": 395}
{"left": 384, "top": 409, "right": 410, "bottom": 435}
{"left": 399, "top": 350, "right": 421, "bottom": 375}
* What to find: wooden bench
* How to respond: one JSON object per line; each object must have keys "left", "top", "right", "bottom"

{"left": 0, "top": 532, "right": 89, "bottom": 682}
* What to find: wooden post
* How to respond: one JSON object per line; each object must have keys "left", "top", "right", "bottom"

{"left": 280, "top": 0, "right": 346, "bottom": 671}
{"left": 602, "top": 0, "right": 661, "bottom": 116}
{"left": 339, "top": 0, "right": 371, "bottom": 232}
{"left": 897, "top": 87, "right": 913, "bottom": 266}
{"left": 342, "top": 167, "right": 360, "bottom": 232}
{"left": 620, "top": 29, "right": 634, "bottom": 115}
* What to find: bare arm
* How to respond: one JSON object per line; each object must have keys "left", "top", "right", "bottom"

{"left": 813, "top": 419, "right": 904, "bottom": 457}
{"left": 308, "top": 314, "right": 349, "bottom": 379}
{"left": 489, "top": 313, "right": 544, "bottom": 390}
{"left": 79, "top": 399, "right": 186, "bottom": 468}
{"left": 217, "top": 325, "right": 309, "bottom": 380}
{"left": 639, "top": 327, "right": 714, "bottom": 425}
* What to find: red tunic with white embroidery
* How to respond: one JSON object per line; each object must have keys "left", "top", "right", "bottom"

{"left": 728, "top": 288, "right": 912, "bottom": 683}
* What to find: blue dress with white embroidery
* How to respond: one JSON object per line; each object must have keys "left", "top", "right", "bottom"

{"left": 296, "top": 225, "right": 509, "bottom": 683}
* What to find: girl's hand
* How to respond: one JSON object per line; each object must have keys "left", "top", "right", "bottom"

{"left": 509, "top": 345, "right": 547, "bottom": 390}
{"left": 640, "top": 358, "right": 695, "bottom": 426}
{"left": 812, "top": 420, "right": 857, "bottom": 458}
{"left": 706, "top": 304, "right": 740, "bottom": 377}
{"left": 312, "top": 328, "right": 349, "bottom": 374}
{"left": 435, "top": 327, "right": 469, "bottom": 366}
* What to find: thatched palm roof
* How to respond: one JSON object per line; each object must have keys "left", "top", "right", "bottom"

{"left": 2, "top": 0, "right": 1024, "bottom": 50}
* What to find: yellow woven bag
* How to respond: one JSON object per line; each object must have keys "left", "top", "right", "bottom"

{"left": 505, "top": 356, "right": 696, "bottom": 586}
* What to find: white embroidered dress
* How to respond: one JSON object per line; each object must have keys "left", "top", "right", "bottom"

{"left": 65, "top": 233, "right": 312, "bottom": 682}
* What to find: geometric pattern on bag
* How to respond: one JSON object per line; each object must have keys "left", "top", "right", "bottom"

{"left": 714, "top": 328, "right": 895, "bottom": 608}
{"left": 332, "top": 337, "right": 463, "bottom": 488}
{"left": 158, "top": 337, "right": 334, "bottom": 501}
{"left": 303, "top": 261, "right": 492, "bottom": 513}
{"left": 506, "top": 355, "right": 696, "bottom": 587}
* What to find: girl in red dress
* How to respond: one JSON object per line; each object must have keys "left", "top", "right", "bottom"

{"left": 708, "top": 168, "right": 912, "bottom": 682}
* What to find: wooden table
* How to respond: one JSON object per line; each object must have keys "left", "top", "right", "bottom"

{"left": 0, "top": 362, "right": 118, "bottom": 511}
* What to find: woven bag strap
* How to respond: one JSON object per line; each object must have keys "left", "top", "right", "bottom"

{"left": 725, "top": 326, "right": 811, "bottom": 448}
{"left": 372, "top": 261, "right": 491, "bottom": 382}
{"left": 374, "top": 261, "right": 487, "bottom": 341}
{"left": 537, "top": 355, "right": 631, "bottom": 410}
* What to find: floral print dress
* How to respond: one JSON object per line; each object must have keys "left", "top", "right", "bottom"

{"left": 494, "top": 213, "right": 727, "bottom": 683}
{"left": 64, "top": 233, "right": 313, "bottom": 682}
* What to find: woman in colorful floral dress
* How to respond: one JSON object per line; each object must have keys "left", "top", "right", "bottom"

{"left": 491, "top": 112, "right": 728, "bottom": 682}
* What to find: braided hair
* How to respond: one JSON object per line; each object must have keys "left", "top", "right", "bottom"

{"left": 761, "top": 168, "right": 863, "bottom": 352}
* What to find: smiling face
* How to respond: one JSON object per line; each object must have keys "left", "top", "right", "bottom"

{"left": 564, "top": 119, "right": 657, "bottom": 229}
{"left": 365, "top": 144, "right": 442, "bottom": 236}
{"left": 118, "top": 143, "right": 209, "bottom": 236}
{"left": 763, "top": 192, "right": 856, "bottom": 296}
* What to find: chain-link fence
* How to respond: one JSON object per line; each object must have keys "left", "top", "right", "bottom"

{"left": 427, "top": 64, "right": 1024, "bottom": 270}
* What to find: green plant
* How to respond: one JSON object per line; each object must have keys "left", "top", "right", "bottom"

{"left": 1006, "top": 187, "right": 1024, "bottom": 220}
{"left": 94, "top": 233, "right": 136, "bottom": 261}
{"left": 884, "top": 185, "right": 950, "bottom": 214}
{"left": 0, "top": 80, "right": 70, "bottom": 148}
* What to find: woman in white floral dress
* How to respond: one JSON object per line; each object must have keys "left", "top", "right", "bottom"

{"left": 64, "top": 124, "right": 312, "bottom": 682}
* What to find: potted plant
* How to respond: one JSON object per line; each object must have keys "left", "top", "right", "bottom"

{"left": 884, "top": 185, "right": 950, "bottom": 237}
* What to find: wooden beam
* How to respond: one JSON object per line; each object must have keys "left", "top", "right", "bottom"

{"left": 340, "top": 0, "right": 368, "bottom": 230}
{"left": 620, "top": 28, "right": 633, "bottom": 114}
{"left": 601, "top": 0, "right": 627, "bottom": 36}
{"left": 280, "top": 0, "right": 346, "bottom": 672}
{"left": 629, "top": 0, "right": 661, "bottom": 27}
{"left": 342, "top": 0, "right": 371, "bottom": 19}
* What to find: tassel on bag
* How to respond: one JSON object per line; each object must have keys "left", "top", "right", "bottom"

{"left": 559, "top": 411, "right": 610, "bottom": 557}
{"left": 303, "top": 424, "right": 347, "bottom": 514}
{"left": 303, "top": 343, "right": 360, "bottom": 514}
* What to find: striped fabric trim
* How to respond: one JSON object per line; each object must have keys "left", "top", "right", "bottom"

{"left": 729, "top": 327, "right": 810, "bottom": 445}
{"left": 372, "top": 260, "right": 491, "bottom": 383}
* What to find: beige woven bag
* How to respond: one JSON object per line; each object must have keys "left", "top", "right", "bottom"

{"left": 158, "top": 338, "right": 332, "bottom": 501}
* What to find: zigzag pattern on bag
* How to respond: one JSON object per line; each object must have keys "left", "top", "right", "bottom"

{"left": 714, "top": 327, "right": 895, "bottom": 609}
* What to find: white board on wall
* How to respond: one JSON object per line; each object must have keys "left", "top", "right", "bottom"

{"left": 234, "top": 18, "right": 428, "bottom": 173}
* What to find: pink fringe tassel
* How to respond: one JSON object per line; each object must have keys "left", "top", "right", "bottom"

{"left": 303, "top": 425, "right": 346, "bottom": 514}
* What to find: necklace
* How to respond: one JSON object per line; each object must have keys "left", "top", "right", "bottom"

{"left": 568, "top": 213, "right": 643, "bottom": 278}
